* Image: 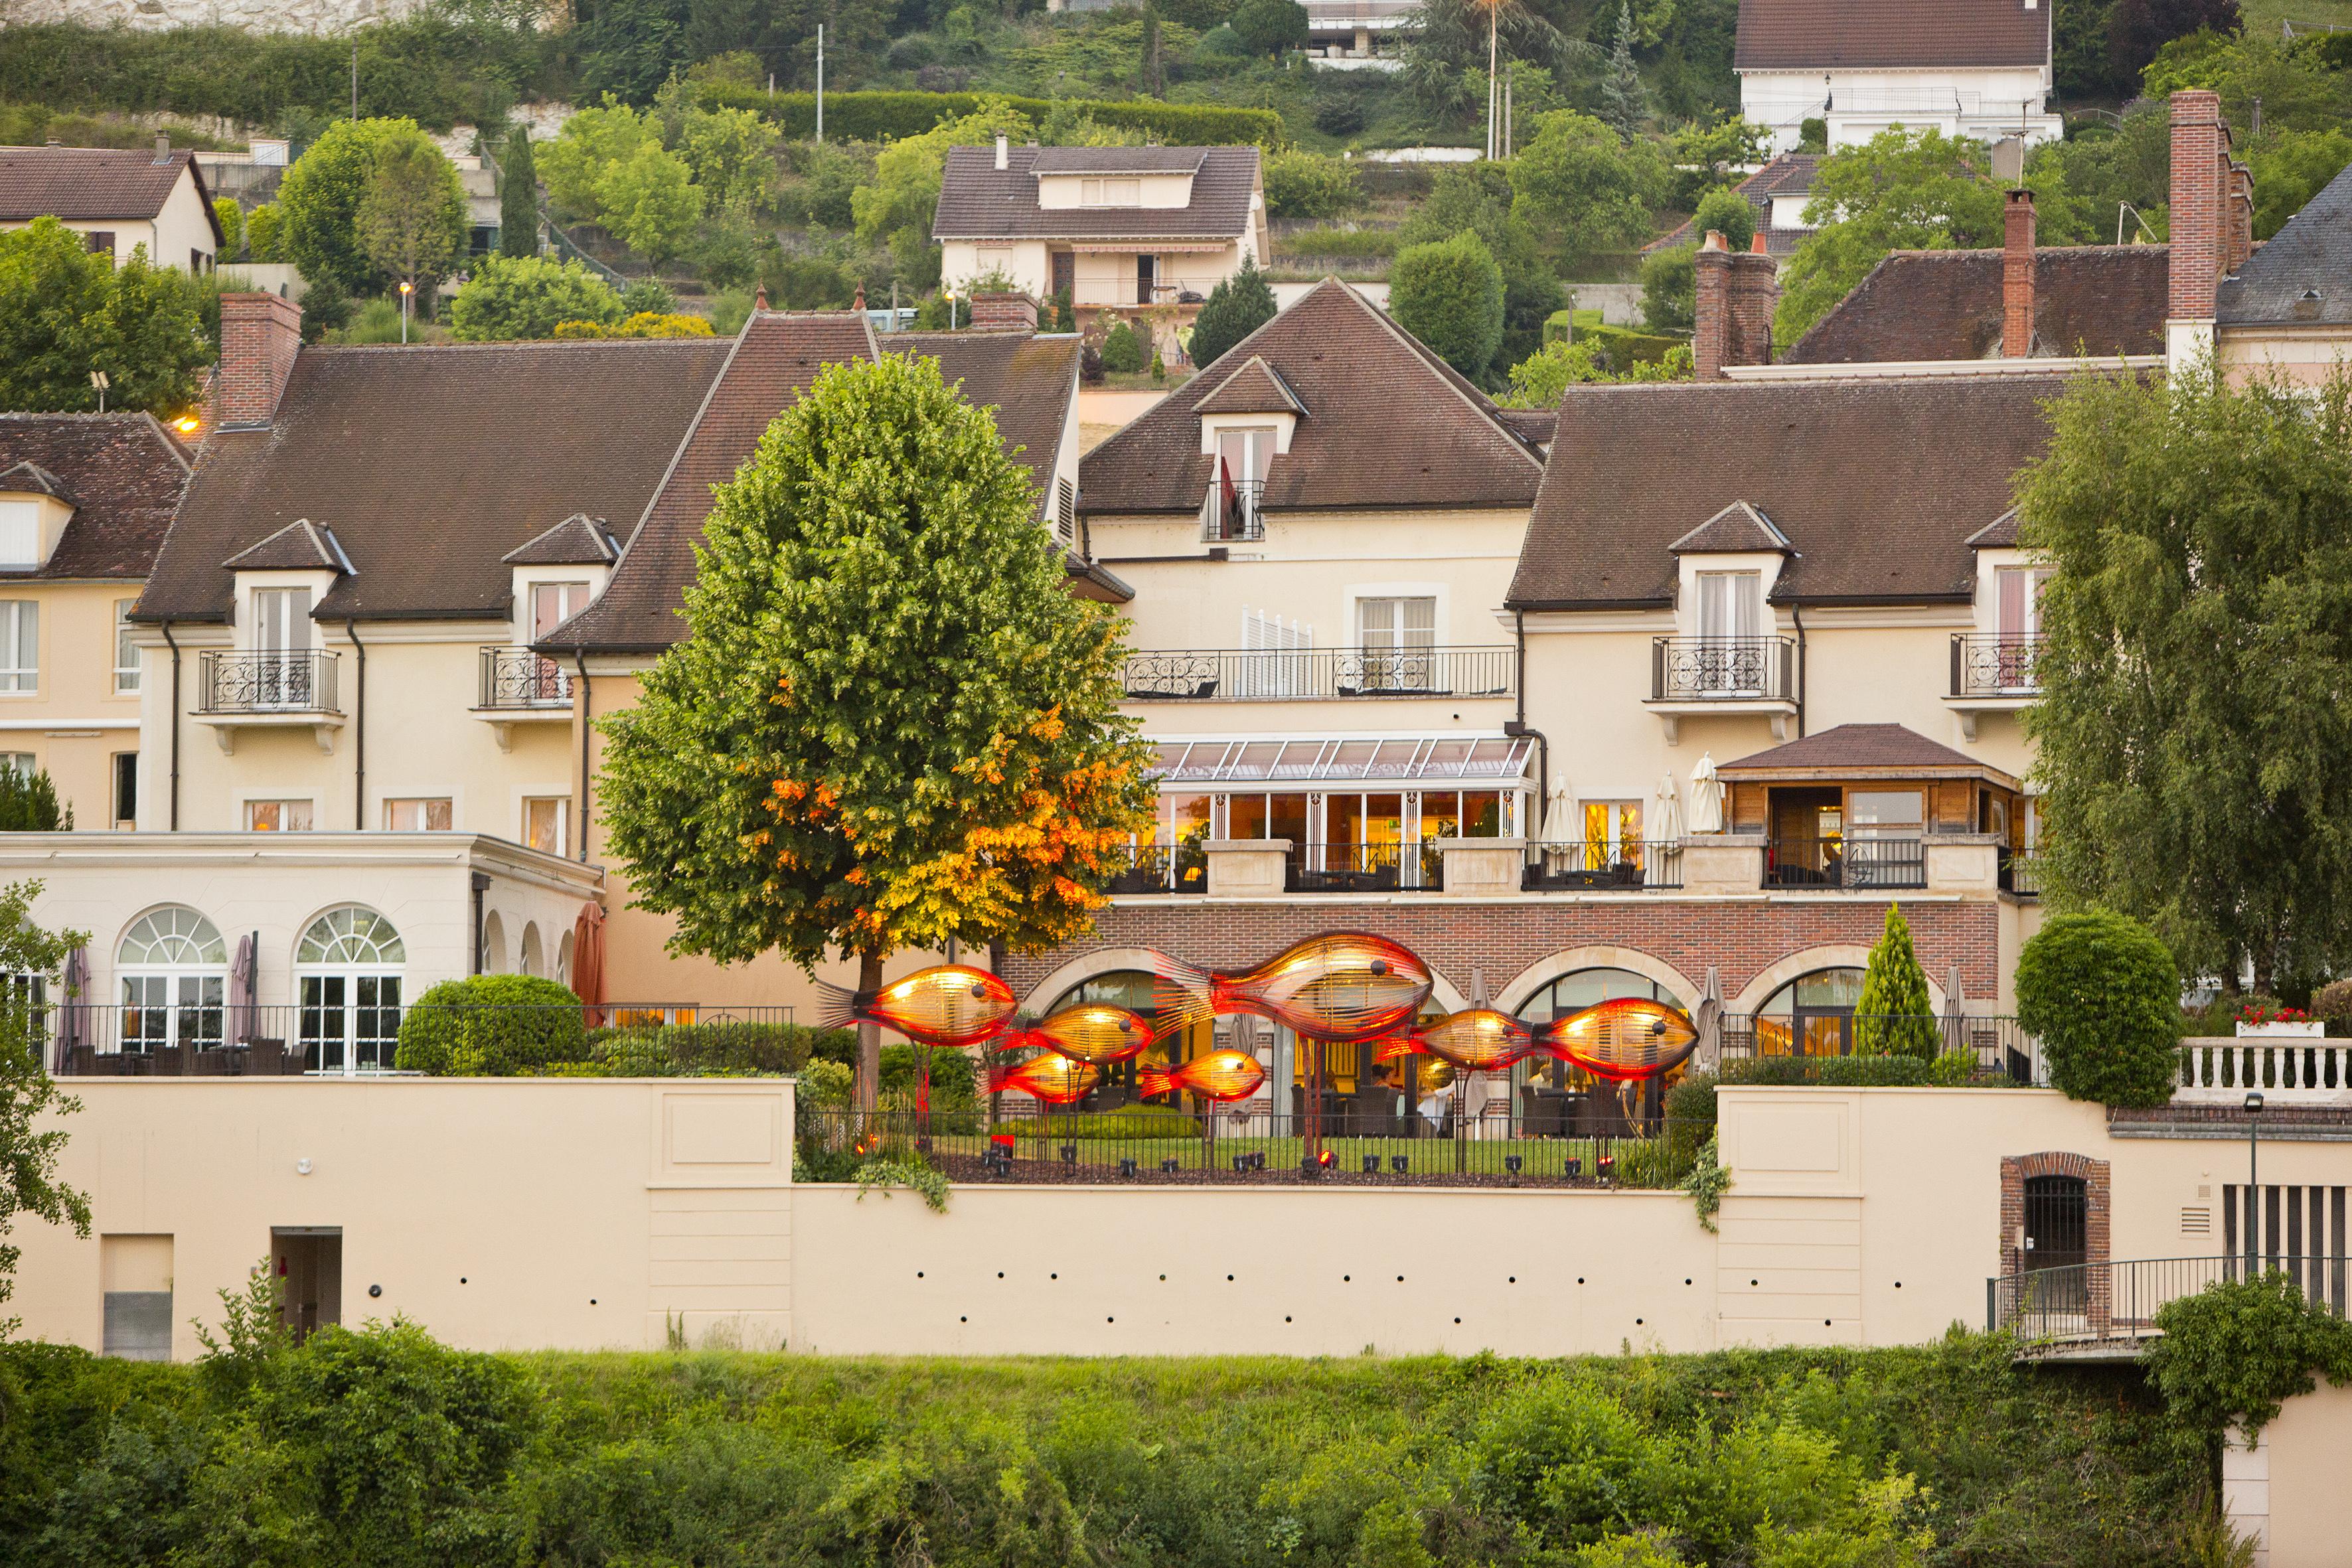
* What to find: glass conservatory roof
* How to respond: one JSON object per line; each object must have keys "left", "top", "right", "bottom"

{"left": 1149, "top": 735, "right": 1534, "bottom": 787}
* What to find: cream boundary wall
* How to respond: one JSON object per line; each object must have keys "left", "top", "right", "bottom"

{"left": 15, "top": 1079, "right": 793, "bottom": 1356}
{"left": 1, "top": 580, "right": 143, "bottom": 827}
{"left": 10, "top": 165, "right": 218, "bottom": 270}
{"left": 2238, "top": 1382, "right": 2352, "bottom": 1567}
{"left": 2217, "top": 329, "right": 2352, "bottom": 388}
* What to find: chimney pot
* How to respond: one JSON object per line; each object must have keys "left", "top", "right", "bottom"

{"left": 1701, "top": 229, "right": 1729, "bottom": 252}
{"left": 2002, "top": 189, "right": 2036, "bottom": 358}
{"left": 214, "top": 292, "right": 303, "bottom": 428}
{"left": 153, "top": 133, "right": 170, "bottom": 163}
{"left": 1749, "top": 230, "right": 1768, "bottom": 254}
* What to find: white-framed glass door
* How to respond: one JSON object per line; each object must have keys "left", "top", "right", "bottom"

{"left": 526, "top": 582, "right": 589, "bottom": 703}
{"left": 1694, "top": 571, "right": 1761, "bottom": 694}
{"left": 116, "top": 907, "right": 228, "bottom": 1052}
{"left": 1994, "top": 567, "right": 2049, "bottom": 690}
{"left": 295, "top": 907, "right": 405, "bottom": 1075}
{"left": 252, "top": 587, "right": 311, "bottom": 708}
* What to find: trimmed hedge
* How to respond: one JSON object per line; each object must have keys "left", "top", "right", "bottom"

{"left": 587, "top": 1020, "right": 852, "bottom": 1077}
{"left": 393, "top": 975, "right": 588, "bottom": 1076}
{"left": 1544, "top": 307, "right": 1687, "bottom": 366}
{"left": 687, "top": 83, "right": 1284, "bottom": 147}
{"left": 1724, "top": 1051, "right": 1983, "bottom": 1087}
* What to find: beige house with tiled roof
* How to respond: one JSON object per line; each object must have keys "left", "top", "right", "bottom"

{"left": 1735, "top": 0, "right": 2061, "bottom": 153}
{"left": 0, "top": 140, "right": 225, "bottom": 270}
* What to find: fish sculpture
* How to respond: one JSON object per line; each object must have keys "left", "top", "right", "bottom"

{"left": 1535, "top": 997, "right": 1699, "bottom": 1081}
{"left": 1153, "top": 933, "right": 1434, "bottom": 1044}
{"left": 990, "top": 1004, "right": 1156, "bottom": 1065}
{"left": 1138, "top": 1049, "right": 1267, "bottom": 1102}
{"left": 986, "top": 1053, "right": 1101, "bottom": 1103}
{"left": 815, "top": 964, "right": 1018, "bottom": 1049}
{"left": 1373, "top": 1008, "right": 1534, "bottom": 1072}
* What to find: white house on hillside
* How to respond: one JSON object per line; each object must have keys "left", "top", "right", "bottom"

{"left": 1735, "top": 0, "right": 2063, "bottom": 154}
{"left": 0, "top": 139, "right": 225, "bottom": 271}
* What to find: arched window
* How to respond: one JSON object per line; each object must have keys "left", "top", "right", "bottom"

{"left": 481, "top": 911, "right": 509, "bottom": 975}
{"left": 117, "top": 907, "right": 226, "bottom": 1051}
{"left": 520, "top": 922, "right": 544, "bottom": 979}
{"left": 1751, "top": 967, "right": 1867, "bottom": 1056}
{"left": 296, "top": 906, "right": 404, "bottom": 1073}
{"left": 557, "top": 929, "right": 574, "bottom": 986}
{"left": 1514, "top": 967, "right": 1691, "bottom": 1099}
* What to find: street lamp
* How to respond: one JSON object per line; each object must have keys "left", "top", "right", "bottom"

{"left": 89, "top": 370, "right": 109, "bottom": 414}
{"left": 2245, "top": 1089, "right": 2264, "bottom": 1200}
{"left": 398, "top": 279, "right": 413, "bottom": 345}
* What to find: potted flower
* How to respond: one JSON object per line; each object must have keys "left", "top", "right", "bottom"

{"left": 2234, "top": 1004, "right": 2323, "bottom": 1039}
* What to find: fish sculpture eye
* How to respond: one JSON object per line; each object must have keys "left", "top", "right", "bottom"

{"left": 1369, "top": 959, "right": 1389, "bottom": 977}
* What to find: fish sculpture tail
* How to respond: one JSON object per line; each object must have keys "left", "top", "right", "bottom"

{"left": 985, "top": 1061, "right": 1028, "bottom": 1095}
{"left": 1373, "top": 1033, "right": 1420, "bottom": 1063}
{"left": 1148, "top": 953, "right": 1219, "bottom": 1035}
{"left": 1137, "top": 1063, "right": 1178, "bottom": 1097}
{"left": 812, "top": 980, "right": 868, "bottom": 1031}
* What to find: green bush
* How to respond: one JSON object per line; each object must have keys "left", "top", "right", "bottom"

{"left": 683, "top": 84, "right": 1282, "bottom": 147}
{"left": 1664, "top": 1069, "right": 1717, "bottom": 1128}
{"left": 1689, "top": 185, "right": 1757, "bottom": 250}
{"left": 1187, "top": 253, "right": 1277, "bottom": 369}
{"left": 1261, "top": 147, "right": 1362, "bottom": 220}
{"left": 2015, "top": 911, "right": 2181, "bottom": 1108}
{"left": 393, "top": 974, "right": 588, "bottom": 1076}
{"left": 1853, "top": 905, "right": 1939, "bottom": 1059}
{"left": 1638, "top": 243, "right": 1695, "bottom": 331}
{"left": 2144, "top": 1271, "right": 2352, "bottom": 1442}
{"left": 1099, "top": 319, "right": 1146, "bottom": 372}
{"left": 1724, "top": 1052, "right": 1981, "bottom": 1087}
{"left": 449, "top": 254, "right": 623, "bottom": 341}
{"left": 1390, "top": 230, "right": 1505, "bottom": 378}
{"left": 586, "top": 1020, "right": 852, "bottom": 1077}
{"left": 1574, "top": 316, "right": 1686, "bottom": 366}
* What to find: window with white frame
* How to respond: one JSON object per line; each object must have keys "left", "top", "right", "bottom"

{"left": 1692, "top": 571, "right": 1762, "bottom": 695}
{"left": 0, "top": 502, "right": 37, "bottom": 567}
{"left": 0, "top": 601, "right": 37, "bottom": 693}
{"left": 245, "top": 799, "right": 313, "bottom": 831}
{"left": 523, "top": 795, "right": 568, "bottom": 854}
{"left": 0, "top": 753, "right": 31, "bottom": 777}
{"left": 296, "top": 905, "right": 404, "bottom": 1073}
{"left": 114, "top": 600, "right": 140, "bottom": 694}
{"left": 116, "top": 906, "right": 226, "bottom": 1051}
{"left": 382, "top": 797, "right": 452, "bottom": 830}
{"left": 1357, "top": 596, "right": 1437, "bottom": 691}
{"left": 1237, "top": 607, "right": 1311, "bottom": 698}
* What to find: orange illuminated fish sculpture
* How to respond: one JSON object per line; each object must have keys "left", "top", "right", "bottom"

{"left": 1535, "top": 997, "right": 1699, "bottom": 1081}
{"left": 1138, "top": 1049, "right": 1267, "bottom": 1102}
{"left": 815, "top": 965, "right": 1017, "bottom": 1049}
{"left": 1153, "top": 933, "right": 1433, "bottom": 1043}
{"left": 990, "top": 1004, "right": 1155, "bottom": 1065}
{"left": 1373, "top": 1008, "right": 1533, "bottom": 1072}
{"left": 986, "top": 1054, "right": 1101, "bottom": 1103}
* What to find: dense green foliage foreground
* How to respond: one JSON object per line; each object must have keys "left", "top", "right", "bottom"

{"left": 0, "top": 1323, "right": 2205, "bottom": 1567}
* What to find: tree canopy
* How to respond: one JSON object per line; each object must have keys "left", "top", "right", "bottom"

{"left": 356, "top": 129, "right": 466, "bottom": 293}
{"left": 0, "top": 879, "right": 89, "bottom": 1329}
{"left": 597, "top": 353, "right": 1154, "bottom": 1104}
{"left": 1509, "top": 110, "right": 1669, "bottom": 263}
{"left": 2019, "top": 364, "right": 2352, "bottom": 993}
{"left": 277, "top": 117, "right": 467, "bottom": 295}
{"left": 1405, "top": 163, "right": 1563, "bottom": 376}
{"left": 0, "top": 218, "right": 209, "bottom": 416}
{"left": 1390, "top": 230, "right": 1506, "bottom": 380}
{"left": 1187, "top": 254, "right": 1277, "bottom": 370}
{"left": 1853, "top": 905, "right": 1937, "bottom": 1058}
{"left": 499, "top": 123, "right": 539, "bottom": 260}
{"left": 449, "top": 254, "right": 625, "bottom": 341}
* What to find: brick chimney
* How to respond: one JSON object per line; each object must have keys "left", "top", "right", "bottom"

{"left": 2228, "top": 161, "right": 2255, "bottom": 274}
{"left": 2168, "top": 89, "right": 2230, "bottom": 323}
{"left": 1693, "top": 230, "right": 1777, "bottom": 378}
{"left": 215, "top": 292, "right": 303, "bottom": 428}
{"left": 969, "top": 291, "right": 1039, "bottom": 333}
{"left": 2002, "top": 189, "right": 2035, "bottom": 358}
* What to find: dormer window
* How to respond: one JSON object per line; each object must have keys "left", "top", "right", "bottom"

{"left": 1206, "top": 426, "right": 1275, "bottom": 542}
{"left": 0, "top": 500, "right": 38, "bottom": 568}
{"left": 1079, "top": 178, "right": 1140, "bottom": 206}
{"left": 0, "top": 462, "right": 78, "bottom": 570}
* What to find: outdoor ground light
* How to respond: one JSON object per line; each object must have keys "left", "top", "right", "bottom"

{"left": 1160, "top": 1157, "right": 1180, "bottom": 1174}
{"left": 1505, "top": 1154, "right": 1524, "bottom": 1175}
{"left": 1059, "top": 1143, "right": 1077, "bottom": 1165}
{"left": 1363, "top": 1154, "right": 1381, "bottom": 1174}
{"left": 1391, "top": 1155, "right": 1409, "bottom": 1173}
{"left": 2246, "top": 1090, "right": 2265, "bottom": 1192}
{"left": 1566, "top": 1157, "right": 1581, "bottom": 1177}
{"left": 1232, "top": 1155, "right": 1249, "bottom": 1173}
{"left": 1118, "top": 1158, "right": 1138, "bottom": 1178}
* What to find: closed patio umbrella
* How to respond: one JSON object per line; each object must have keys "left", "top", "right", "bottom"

{"left": 1538, "top": 781, "right": 1577, "bottom": 872}
{"left": 1653, "top": 771, "right": 1684, "bottom": 841}
{"left": 570, "top": 902, "right": 607, "bottom": 1028}
{"left": 55, "top": 945, "right": 90, "bottom": 1069}
{"left": 229, "top": 933, "right": 256, "bottom": 1047}
{"left": 1688, "top": 753, "right": 1725, "bottom": 834}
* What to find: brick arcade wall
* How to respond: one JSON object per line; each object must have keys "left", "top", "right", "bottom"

{"left": 1000, "top": 898, "right": 2002, "bottom": 1008}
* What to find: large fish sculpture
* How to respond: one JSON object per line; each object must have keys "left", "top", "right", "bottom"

{"left": 986, "top": 1054, "right": 1101, "bottom": 1103}
{"left": 1534, "top": 997, "right": 1699, "bottom": 1081}
{"left": 815, "top": 964, "right": 1018, "bottom": 1049}
{"left": 1373, "top": 1008, "right": 1535, "bottom": 1072}
{"left": 1153, "top": 933, "right": 1433, "bottom": 1043}
{"left": 1138, "top": 1049, "right": 1267, "bottom": 1102}
{"left": 989, "top": 1004, "right": 1156, "bottom": 1066}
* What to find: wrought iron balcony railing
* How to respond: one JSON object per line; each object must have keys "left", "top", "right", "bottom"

{"left": 1202, "top": 477, "right": 1265, "bottom": 542}
{"left": 1763, "top": 834, "right": 1926, "bottom": 890}
{"left": 1100, "top": 843, "right": 1208, "bottom": 895}
{"left": 1286, "top": 841, "right": 1443, "bottom": 893}
{"left": 1951, "top": 633, "right": 2043, "bottom": 698}
{"left": 198, "top": 650, "right": 339, "bottom": 714}
{"left": 1524, "top": 839, "right": 1685, "bottom": 891}
{"left": 1650, "top": 637, "right": 1797, "bottom": 702}
{"left": 479, "top": 646, "right": 574, "bottom": 710}
{"left": 1999, "top": 848, "right": 2043, "bottom": 897}
{"left": 1123, "top": 646, "right": 1514, "bottom": 702}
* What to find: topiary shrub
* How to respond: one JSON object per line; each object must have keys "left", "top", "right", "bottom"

{"left": 2015, "top": 910, "right": 2181, "bottom": 1107}
{"left": 1099, "top": 319, "right": 1145, "bottom": 373}
{"left": 394, "top": 974, "right": 588, "bottom": 1075}
{"left": 1853, "top": 903, "right": 1938, "bottom": 1059}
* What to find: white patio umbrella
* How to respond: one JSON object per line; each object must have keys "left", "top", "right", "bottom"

{"left": 1538, "top": 781, "right": 1577, "bottom": 872}
{"left": 1688, "top": 752, "right": 1725, "bottom": 834}
{"left": 1652, "top": 771, "right": 1685, "bottom": 842}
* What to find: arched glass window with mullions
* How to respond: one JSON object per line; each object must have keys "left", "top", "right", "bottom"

{"left": 117, "top": 907, "right": 227, "bottom": 1051}
{"left": 296, "top": 906, "right": 405, "bottom": 1073}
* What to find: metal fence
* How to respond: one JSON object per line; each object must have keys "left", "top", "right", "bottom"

{"left": 198, "top": 649, "right": 340, "bottom": 714}
{"left": 1720, "top": 1013, "right": 2045, "bottom": 1084}
{"left": 479, "top": 646, "right": 572, "bottom": 709}
{"left": 1523, "top": 839, "right": 1684, "bottom": 890}
{"left": 1650, "top": 636, "right": 1798, "bottom": 702}
{"left": 799, "top": 1106, "right": 1713, "bottom": 1188}
{"left": 1101, "top": 843, "right": 1208, "bottom": 895}
{"left": 1988, "top": 1254, "right": 2350, "bottom": 1344}
{"left": 1950, "top": 633, "right": 2043, "bottom": 698}
{"left": 1286, "top": 841, "right": 1443, "bottom": 892}
{"left": 1203, "top": 478, "right": 1265, "bottom": 542}
{"left": 1764, "top": 835, "right": 1926, "bottom": 890}
{"left": 1123, "top": 645, "right": 1514, "bottom": 702}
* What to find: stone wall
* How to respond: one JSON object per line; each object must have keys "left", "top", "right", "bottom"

{"left": 2, "top": 0, "right": 433, "bottom": 33}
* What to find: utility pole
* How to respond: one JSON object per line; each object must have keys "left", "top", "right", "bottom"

{"left": 1486, "top": 7, "right": 1498, "bottom": 159}
{"left": 351, "top": 39, "right": 358, "bottom": 120}
{"left": 815, "top": 25, "right": 825, "bottom": 143}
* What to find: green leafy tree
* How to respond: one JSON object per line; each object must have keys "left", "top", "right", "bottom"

{"left": 1050, "top": 287, "right": 1076, "bottom": 333}
{"left": 597, "top": 354, "right": 1155, "bottom": 1111}
{"left": 596, "top": 141, "right": 702, "bottom": 265}
{"left": 498, "top": 123, "right": 539, "bottom": 259}
{"left": 678, "top": 104, "right": 781, "bottom": 216}
{"left": 1600, "top": 0, "right": 1645, "bottom": 141}
{"left": 2144, "top": 1271, "right": 2352, "bottom": 1444}
{"left": 449, "top": 254, "right": 624, "bottom": 341}
{"left": 0, "top": 880, "right": 91, "bottom": 1332}
{"left": 850, "top": 99, "right": 1036, "bottom": 281}
{"left": 1187, "top": 253, "right": 1277, "bottom": 369}
{"left": 2248, "top": 126, "right": 2352, "bottom": 240}
{"left": 2013, "top": 911, "right": 2181, "bottom": 1108}
{"left": 1689, "top": 185, "right": 1755, "bottom": 250}
{"left": 277, "top": 117, "right": 464, "bottom": 295}
{"left": 2020, "top": 366, "right": 2352, "bottom": 991}
{"left": 1775, "top": 127, "right": 2014, "bottom": 349}
{"left": 244, "top": 202, "right": 285, "bottom": 263}
{"left": 1390, "top": 230, "right": 1506, "bottom": 379}
{"left": 1510, "top": 110, "right": 1670, "bottom": 263}
{"left": 536, "top": 100, "right": 654, "bottom": 222}
{"left": 355, "top": 130, "right": 466, "bottom": 300}
{"left": 1640, "top": 244, "right": 1695, "bottom": 331}
{"left": 621, "top": 276, "right": 678, "bottom": 314}
{"left": 0, "top": 766, "right": 69, "bottom": 830}
{"left": 1261, "top": 147, "right": 1362, "bottom": 220}
{"left": 1853, "top": 904, "right": 1938, "bottom": 1058}
{"left": 0, "top": 219, "right": 209, "bottom": 416}
{"left": 1669, "top": 114, "right": 1771, "bottom": 205}
{"left": 1100, "top": 319, "right": 1146, "bottom": 372}
{"left": 212, "top": 196, "right": 244, "bottom": 260}
{"left": 1504, "top": 338, "right": 1691, "bottom": 405}
{"left": 1402, "top": 163, "right": 1564, "bottom": 374}
{"left": 1231, "top": 0, "right": 1310, "bottom": 56}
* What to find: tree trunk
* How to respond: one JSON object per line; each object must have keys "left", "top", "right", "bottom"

{"left": 855, "top": 950, "right": 884, "bottom": 1119}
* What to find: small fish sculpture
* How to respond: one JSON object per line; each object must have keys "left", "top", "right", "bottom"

{"left": 1153, "top": 933, "right": 1433, "bottom": 1044}
{"left": 1139, "top": 1049, "right": 1267, "bottom": 1102}
{"left": 1373, "top": 1008, "right": 1533, "bottom": 1072}
{"left": 990, "top": 1004, "right": 1156, "bottom": 1065}
{"left": 986, "top": 1053, "right": 1101, "bottom": 1103}
{"left": 815, "top": 965, "right": 1017, "bottom": 1049}
{"left": 1535, "top": 998, "right": 1699, "bottom": 1081}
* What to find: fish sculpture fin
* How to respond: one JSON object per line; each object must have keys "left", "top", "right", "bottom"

{"left": 1148, "top": 954, "right": 1219, "bottom": 1036}
{"left": 984, "top": 1062, "right": 1027, "bottom": 1095}
{"left": 1372, "top": 1034, "right": 1419, "bottom": 1063}
{"left": 1137, "top": 1063, "right": 1176, "bottom": 1097}
{"left": 811, "top": 980, "right": 867, "bottom": 1030}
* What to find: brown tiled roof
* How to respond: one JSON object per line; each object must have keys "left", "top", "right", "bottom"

{"left": 1646, "top": 153, "right": 1818, "bottom": 253}
{"left": 0, "top": 412, "right": 189, "bottom": 581}
{"left": 1672, "top": 500, "right": 1790, "bottom": 553}
{"left": 1193, "top": 355, "right": 1304, "bottom": 416}
{"left": 1499, "top": 408, "right": 1557, "bottom": 446}
{"left": 2218, "top": 161, "right": 2352, "bottom": 326}
{"left": 1508, "top": 376, "right": 2065, "bottom": 609}
{"left": 1735, "top": 0, "right": 2049, "bottom": 70}
{"left": 0, "top": 145, "right": 223, "bottom": 242}
{"left": 137, "top": 338, "right": 731, "bottom": 623}
{"left": 222, "top": 518, "right": 348, "bottom": 572}
{"left": 906, "top": 330, "right": 1081, "bottom": 523}
{"left": 505, "top": 513, "right": 618, "bottom": 566}
{"left": 1965, "top": 508, "right": 2020, "bottom": 548}
{"left": 1786, "top": 246, "right": 2170, "bottom": 364}
{"left": 1719, "top": 722, "right": 2012, "bottom": 781}
{"left": 0, "top": 461, "right": 68, "bottom": 499}
{"left": 1031, "top": 147, "right": 1208, "bottom": 175}
{"left": 1080, "top": 279, "right": 1543, "bottom": 516}
{"left": 933, "top": 144, "right": 1257, "bottom": 242}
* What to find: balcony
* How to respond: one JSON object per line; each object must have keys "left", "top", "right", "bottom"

{"left": 1523, "top": 839, "right": 1684, "bottom": 892}
{"left": 1101, "top": 842, "right": 1208, "bottom": 895}
{"left": 474, "top": 646, "right": 576, "bottom": 750}
{"left": 1203, "top": 477, "right": 1264, "bottom": 542}
{"left": 1287, "top": 842, "right": 1443, "bottom": 893}
{"left": 1947, "top": 633, "right": 2043, "bottom": 738}
{"left": 193, "top": 650, "right": 343, "bottom": 753}
{"left": 1763, "top": 834, "right": 1926, "bottom": 890}
{"left": 1123, "top": 645, "right": 1514, "bottom": 702}
{"left": 1646, "top": 637, "right": 1799, "bottom": 742}
{"left": 1999, "top": 848, "right": 2043, "bottom": 898}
